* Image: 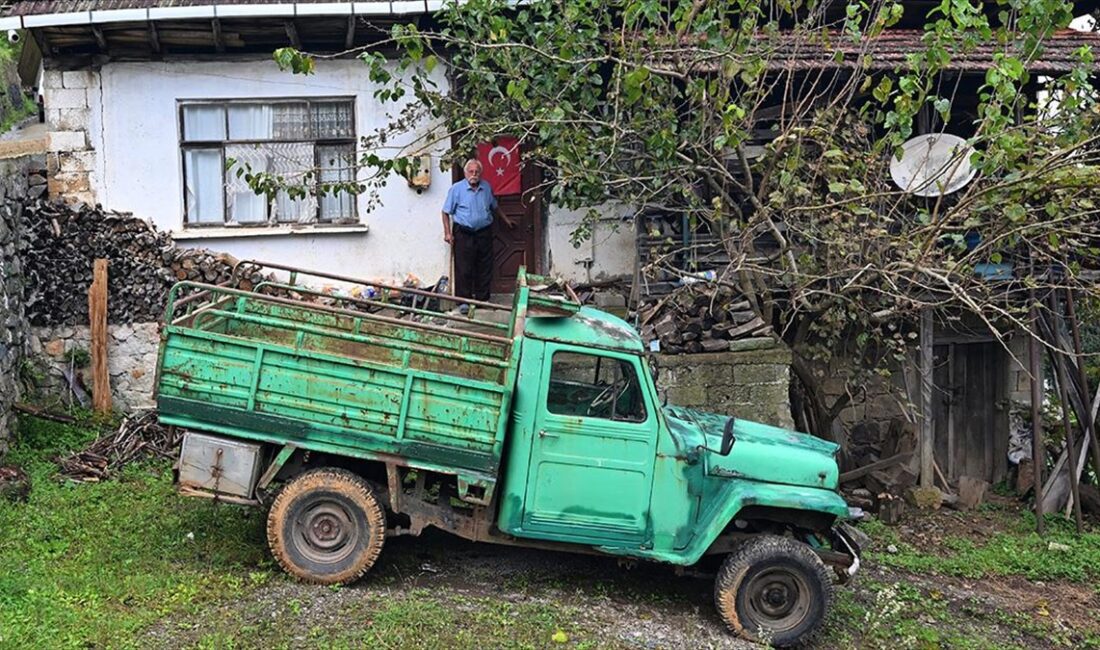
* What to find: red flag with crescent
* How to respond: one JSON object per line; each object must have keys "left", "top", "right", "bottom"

{"left": 477, "top": 137, "right": 521, "bottom": 196}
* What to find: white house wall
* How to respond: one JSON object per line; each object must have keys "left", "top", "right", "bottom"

{"left": 545, "top": 204, "right": 636, "bottom": 283}
{"left": 44, "top": 57, "right": 636, "bottom": 286}
{"left": 85, "top": 58, "right": 452, "bottom": 283}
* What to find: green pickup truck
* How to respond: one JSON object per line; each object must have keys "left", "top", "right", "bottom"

{"left": 157, "top": 261, "right": 861, "bottom": 646}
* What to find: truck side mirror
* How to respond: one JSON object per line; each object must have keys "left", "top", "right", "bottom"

{"left": 721, "top": 417, "right": 736, "bottom": 456}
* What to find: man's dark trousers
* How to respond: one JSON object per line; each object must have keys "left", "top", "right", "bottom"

{"left": 453, "top": 223, "right": 493, "bottom": 301}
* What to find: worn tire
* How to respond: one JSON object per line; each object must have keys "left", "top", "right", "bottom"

{"left": 267, "top": 468, "right": 385, "bottom": 585}
{"left": 714, "top": 535, "right": 833, "bottom": 648}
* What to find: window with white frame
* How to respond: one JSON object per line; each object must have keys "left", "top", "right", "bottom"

{"left": 179, "top": 98, "right": 357, "bottom": 227}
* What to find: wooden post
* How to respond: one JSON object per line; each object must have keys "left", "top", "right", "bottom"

{"left": 1028, "top": 294, "right": 1045, "bottom": 534}
{"left": 89, "top": 259, "right": 111, "bottom": 414}
{"left": 1066, "top": 289, "right": 1100, "bottom": 482}
{"left": 1050, "top": 292, "right": 1084, "bottom": 533}
{"left": 919, "top": 309, "right": 934, "bottom": 489}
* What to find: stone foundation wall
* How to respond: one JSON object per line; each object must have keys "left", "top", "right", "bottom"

{"left": 657, "top": 341, "right": 794, "bottom": 429}
{"left": 0, "top": 157, "right": 39, "bottom": 454}
{"left": 28, "top": 323, "right": 159, "bottom": 412}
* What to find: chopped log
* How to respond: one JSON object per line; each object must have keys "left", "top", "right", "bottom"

{"left": 957, "top": 475, "right": 988, "bottom": 510}
{"left": 879, "top": 496, "right": 905, "bottom": 525}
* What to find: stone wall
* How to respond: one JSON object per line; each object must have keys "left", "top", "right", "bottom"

{"left": 657, "top": 341, "right": 794, "bottom": 429}
{"left": 41, "top": 68, "right": 98, "bottom": 206}
{"left": 0, "top": 156, "right": 39, "bottom": 453}
{"left": 28, "top": 323, "right": 159, "bottom": 413}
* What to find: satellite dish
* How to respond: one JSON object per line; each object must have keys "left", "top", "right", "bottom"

{"left": 889, "top": 133, "right": 976, "bottom": 197}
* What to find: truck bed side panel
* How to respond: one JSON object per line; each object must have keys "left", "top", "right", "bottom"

{"left": 157, "top": 286, "right": 517, "bottom": 477}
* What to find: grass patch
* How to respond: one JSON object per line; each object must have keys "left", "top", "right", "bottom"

{"left": 0, "top": 415, "right": 274, "bottom": 649}
{"left": 858, "top": 514, "right": 1100, "bottom": 585}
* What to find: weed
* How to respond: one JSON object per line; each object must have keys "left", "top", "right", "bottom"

{"left": 0, "top": 415, "right": 272, "bottom": 649}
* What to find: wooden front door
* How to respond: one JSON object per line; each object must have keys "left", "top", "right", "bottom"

{"left": 452, "top": 150, "right": 542, "bottom": 294}
{"left": 932, "top": 342, "right": 1009, "bottom": 483}
{"left": 490, "top": 159, "right": 542, "bottom": 293}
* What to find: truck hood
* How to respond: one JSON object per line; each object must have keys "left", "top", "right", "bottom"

{"left": 663, "top": 406, "right": 840, "bottom": 490}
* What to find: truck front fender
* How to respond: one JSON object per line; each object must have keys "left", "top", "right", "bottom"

{"left": 650, "top": 481, "right": 849, "bottom": 566}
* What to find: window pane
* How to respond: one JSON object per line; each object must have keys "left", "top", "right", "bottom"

{"left": 182, "top": 105, "right": 226, "bottom": 141}
{"left": 228, "top": 104, "right": 274, "bottom": 140}
{"left": 184, "top": 149, "right": 224, "bottom": 224}
{"left": 547, "top": 352, "right": 645, "bottom": 421}
{"left": 225, "top": 144, "right": 270, "bottom": 223}
{"left": 267, "top": 142, "right": 317, "bottom": 223}
{"left": 273, "top": 103, "right": 310, "bottom": 140}
{"left": 311, "top": 101, "right": 354, "bottom": 139}
{"left": 317, "top": 144, "right": 356, "bottom": 222}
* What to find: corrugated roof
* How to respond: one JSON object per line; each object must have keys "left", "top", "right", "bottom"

{"left": 756, "top": 28, "right": 1100, "bottom": 74}
{"left": 3, "top": 1, "right": 374, "bottom": 15}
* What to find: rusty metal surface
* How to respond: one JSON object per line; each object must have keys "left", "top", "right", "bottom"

{"left": 4, "top": 0, "right": 387, "bottom": 16}
{"left": 669, "top": 28, "right": 1100, "bottom": 74}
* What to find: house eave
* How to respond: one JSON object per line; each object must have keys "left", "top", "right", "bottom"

{"left": 0, "top": 2, "right": 420, "bottom": 31}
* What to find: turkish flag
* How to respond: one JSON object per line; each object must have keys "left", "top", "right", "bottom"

{"left": 477, "top": 137, "right": 521, "bottom": 196}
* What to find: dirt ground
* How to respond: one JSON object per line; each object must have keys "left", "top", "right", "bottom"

{"left": 136, "top": 505, "right": 1100, "bottom": 649}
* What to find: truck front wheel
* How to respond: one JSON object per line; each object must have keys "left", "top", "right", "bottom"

{"left": 267, "top": 468, "right": 386, "bottom": 585}
{"left": 713, "top": 535, "right": 833, "bottom": 647}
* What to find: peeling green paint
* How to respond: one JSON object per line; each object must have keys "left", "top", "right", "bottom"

{"left": 160, "top": 270, "right": 848, "bottom": 568}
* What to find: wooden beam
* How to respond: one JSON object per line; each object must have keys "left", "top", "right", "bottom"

{"left": 1049, "top": 290, "right": 1084, "bottom": 533}
{"left": 1028, "top": 292, "right": 1045, "bottom": 534}
{"left": 1066, "top": 289, "right": 1100, "bottom": 485}
{"left": 919, "top": 309, "right": 934, "bottom": 489}
{"left": 839, "top": 452, "right": 914, "bottom": 484}
{"left": 285, "top": 20, "right": 301, "bottom": 49}
{"left": 89, "top": 259, "right": 111, "bottom": 415}
{"left": 211, "top": 18, "right": 225, "bottom": 53}
{"left": 91, "top": 25, "right": 108, "bottom": 51}
{"left": 30, "top": 28, "right": 53, "bottom": 57}
{"left": 345, "top": 15, "right": 356, "bottom": 51}
{"left": 147, "top": 21, "right": 161, "bottom": 54}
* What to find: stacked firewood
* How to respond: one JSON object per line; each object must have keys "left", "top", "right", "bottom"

{"left": 637, "top": 284, "right": 771, "bottom": 353}
{"left": 21, "top": 200, "right": 265, "bottom": 325}
{"left": 57, "top": 410, "right": 181, "bottom": 482}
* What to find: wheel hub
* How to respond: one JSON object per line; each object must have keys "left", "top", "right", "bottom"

{"left": 744, "top": 567, "right": 811, "bottom": 633}
{"left": 294, "top": 499, "right": 359, "bottom": 563}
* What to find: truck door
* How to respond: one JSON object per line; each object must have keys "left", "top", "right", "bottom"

{"left": 522, "top": 345, "right": 657, "bottom": 546}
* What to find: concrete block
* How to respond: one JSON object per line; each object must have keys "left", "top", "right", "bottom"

{"left": 54, "top": 108, "right": 91, "bottom": 132}
{"left": 61, "top": 70, "right": 93, "bottom": 89}
{"left": 48, "top": 130, "right": 88, "bottom": 152}
{"left": 58, "top": 151, "right": 96, "bottom": 174}
{"left": 733, "top": 363, "right": 787, "bottom": 386}
{"left": 48, "top": 172, "right": 92, "bottom": 199}
{"left": 42, "top": 69, "right": 63, "bottom": 91}
{"left": 45, "top": 87, "right": 88, "bottom": 110}
{"left": 667, "top": 384, "right": 707, "bottom": 406}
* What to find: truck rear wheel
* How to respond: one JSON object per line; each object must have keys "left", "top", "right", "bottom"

{"left": 267, "top": 468, "right": 385, "bottom": 585}
{"left": 713, "top": 535, "right": 833, "bottom": 647}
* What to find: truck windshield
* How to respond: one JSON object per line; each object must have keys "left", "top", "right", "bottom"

{"left": 546, "top": 351, "right": 646, "bottom": 422}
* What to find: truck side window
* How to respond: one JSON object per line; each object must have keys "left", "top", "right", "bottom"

{"left": 546, "top": 352, "right": 646, "bottom": 422}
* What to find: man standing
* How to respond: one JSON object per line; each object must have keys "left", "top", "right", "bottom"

{"left": 441, "top": 159, "right": 515, "bottom": 306}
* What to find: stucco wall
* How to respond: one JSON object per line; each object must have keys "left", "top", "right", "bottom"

{"left": 657, "top": 342, "right": 794, "bottom": 430}
{"left": 41, "top": 57, "right": 639, "bottom": 286}
{"left": 45, "top": 58, "right": 452, "bottom": 284}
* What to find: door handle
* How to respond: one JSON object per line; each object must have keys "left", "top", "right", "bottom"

{"left": 538, "top": 429, "right": 559, "bottom": 439}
